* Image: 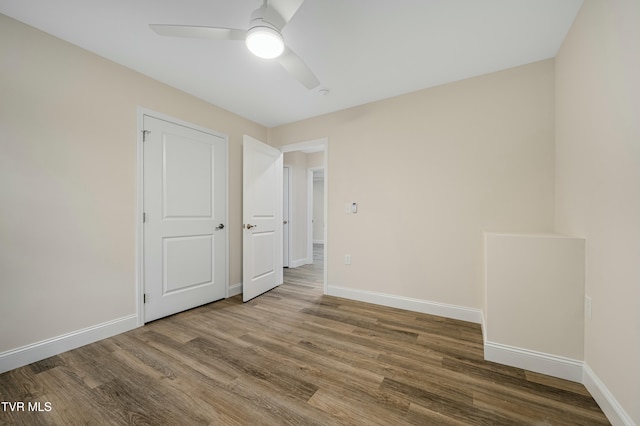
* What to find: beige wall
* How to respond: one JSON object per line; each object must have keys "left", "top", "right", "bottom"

{"left": 271, "top": 59, "right": 556, "bottom": 309}
{"left": 0, "top": 15, "right": 266, "bottom": 352}
{"left": 555, "top": 0, "right": 640, "bottom": 422}
{"left": 485, "top": 233, "right": 585, "bottom": 360}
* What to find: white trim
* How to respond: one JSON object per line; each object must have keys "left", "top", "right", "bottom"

{"left": 136, "top": 107, "right": 230, "bottom": 323}
{"left": 479, "top": 302, "right": 487, "bottom": 343}
{"left": 229, "top": 282, "right": 242, "bottom": 297}
{"left": 289, "top": 258, "right": 309, "bottom": 268}
{"left": 327, "top": 285, "right": 482, "bottom": 324}
{"left": 279, "top": 138, "right": 327, "bottom": 153}
{"left": 0, "top": 315, "right": 138, "bottom": 374}
{"left": 307, "top": 168, "right": 313, "bottom": 265}
{"left": 583, "top": 363, "right": 635, "bottom": 426}
{"left": 136, "top": 110, "right": 145, "bottom": 326}
{"left": 483, "top": 340, "right": 583, "bottom": 382}
{"left": 224, "top": 136, "right": 230, "bottom": 300}
{"left": 307, "top": 167, "right": 323, "bottom": 265}
{"left": 323, "top": 142, "right": 328, "bottom": 295}
{"left": 283, "top": 165, "right": 292, "bottom": 268}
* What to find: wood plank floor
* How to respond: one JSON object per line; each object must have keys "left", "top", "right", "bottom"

{"left": 0, "top": 244, "right": 609, "bottom": 425}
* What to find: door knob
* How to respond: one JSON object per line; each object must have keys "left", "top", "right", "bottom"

{"left": 245, "top": 224, "right": 257, "bottom": 229}
{"left": 283, "top": 220, "right": 288, "bottom": 224}
{"left": 215, "top": 224, "right": 224, "bottom": 230}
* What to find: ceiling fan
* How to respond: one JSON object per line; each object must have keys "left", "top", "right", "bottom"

{"left": 149, "top": 0, "right": 320, "bottom": 90}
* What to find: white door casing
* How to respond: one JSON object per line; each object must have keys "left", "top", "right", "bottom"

{"left": 143, "top": 115, "right": 227, "bottom": 322}
{"left": 242, "top": 135, "right": 283, "bottom": 302}
{"left": 283, "top": 166, "right": 291, "bottom": 268}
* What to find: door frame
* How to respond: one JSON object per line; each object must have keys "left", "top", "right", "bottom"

{"left": 283, "top": 166, "right": 292, "bottom": 268}
{"left": 135, "top": 107, "right": 229, "bottom": 326}
{"left": 307, "top": 167, "right": 324, "bottom": 263}
{"left": 279, "top": 137, "right": 328, "bottom": 294}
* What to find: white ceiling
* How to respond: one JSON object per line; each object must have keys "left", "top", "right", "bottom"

{"left": 0, "top": 0, "right": 583, "bottom": 127}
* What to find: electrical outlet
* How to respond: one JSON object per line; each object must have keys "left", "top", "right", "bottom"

{"left": 585, "top": 296, "right": 592, "bottom": 320}
{"left": 344, "top": 254, "right": 351, "bottom": 265}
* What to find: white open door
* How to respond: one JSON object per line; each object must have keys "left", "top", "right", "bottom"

{"left": 243, "top": 135, "right": 283, "bottom": 302}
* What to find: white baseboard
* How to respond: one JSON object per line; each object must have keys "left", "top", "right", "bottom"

{"left": 228, "top": 282, "right": 242, "bottom": 297}
{"left": 0, "top": 314, "right": 138, "bottom": 374}
{"left": 0, "top": 281, "right": 245, "bottom": 375}
{"left": 583, "top": 363, "right": 635, "bottom": 426}
{"left": 483, "top": 340, "right": 583, "bottom": 382}
{"left": 289, "top": 258, "right": 309, "bottom": 268}
{"left": 326, "top": 285, "right": 482, "bottom": 324}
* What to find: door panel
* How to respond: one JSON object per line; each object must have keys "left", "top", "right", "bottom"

{"left": 144, "top": 115, "right": 227, "bottom": 322}
{"left": 163, "top": 137, "right": 213, "bottom": 217}
{"left": 243, "top": 135, "right": 283, "bottom": 302}
{"left": 163, "top": 235, "right": 212, "bottom": 292}
{"left": 252, "top": 232, "right": 276, "bottom": 277}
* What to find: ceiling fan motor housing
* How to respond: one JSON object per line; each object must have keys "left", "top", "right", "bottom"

{"left": 250, "top": 2, "right": 287, "bottom": 31}
{"left": 245, "top": 2, "right": 287, "bottom": 59}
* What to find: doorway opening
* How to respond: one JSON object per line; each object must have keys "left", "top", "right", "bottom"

{"left": 279, "top": 138, "right": 328, "bottom": 294}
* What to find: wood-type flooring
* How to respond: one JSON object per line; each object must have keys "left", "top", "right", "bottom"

{"left": 0, "top": 245, "right": 609, "bottom": 425}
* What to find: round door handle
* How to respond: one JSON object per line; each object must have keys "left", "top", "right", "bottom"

{"left": 283, "top": 220, "right": 288, "bottom": 224}
{"left": 246, "top": 224, "right": 257, "bottom": 229}
{"left": 215, "top": 224, "right": 224, "bottom": 230}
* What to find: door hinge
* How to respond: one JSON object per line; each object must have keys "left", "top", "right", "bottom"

{"left": 143, "top": 293, "right": 147, "bottom": 303}
{"left": 142, "top": 130, "right": 151, "bottom": 142}
{"left": 143, "top": 212, "right": 147, "bottom": 223}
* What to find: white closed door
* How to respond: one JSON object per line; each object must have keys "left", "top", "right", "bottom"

{"left": 243, "top": 135, "right": 283, "bottom": 302}
{"left": 143, "top": 115, "right": 227, "bottom": 322}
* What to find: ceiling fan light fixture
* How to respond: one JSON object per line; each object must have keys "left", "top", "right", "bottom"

{"left": 246, "top": 26, "right": 285, "bottom": 59}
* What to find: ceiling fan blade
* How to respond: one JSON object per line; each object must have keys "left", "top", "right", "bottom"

{"left": 149, "top": 24, "right": 246, "bottom": 41}
{"left": 268, "top": 0, "right": 305, "bottom": 26}
{"left": 277, "top": 47, "right": 320, "bottom": 90}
